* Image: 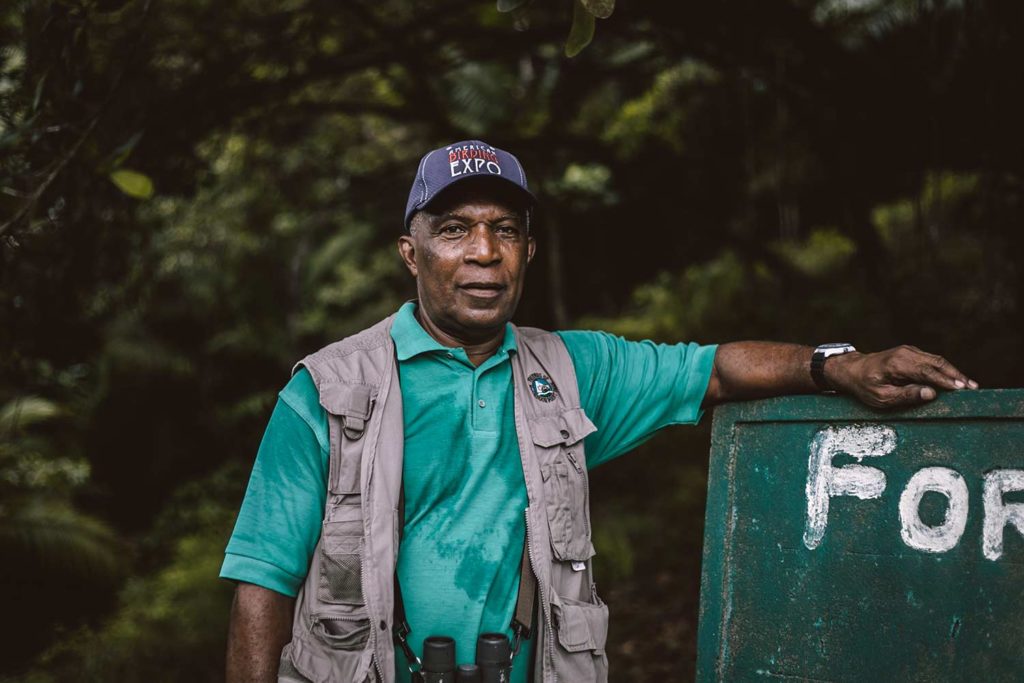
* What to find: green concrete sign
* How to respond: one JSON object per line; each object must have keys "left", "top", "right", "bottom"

{"left": 697, "top": 390, "right": 1024, "bottom": 682}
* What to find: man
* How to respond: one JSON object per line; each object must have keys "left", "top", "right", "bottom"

{"left": 222, "top": 140, "right": 976, "bottom": 683}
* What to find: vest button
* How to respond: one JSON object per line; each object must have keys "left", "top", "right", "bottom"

{"left": 560, "top": 429, "right": 570, "bottom": 439}
{"left": 379, "top": 620, "right": 387, "bottom": 631}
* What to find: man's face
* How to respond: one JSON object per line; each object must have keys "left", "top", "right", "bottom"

{"left": 398, "top": 182, "right": 536, "bottom": 341}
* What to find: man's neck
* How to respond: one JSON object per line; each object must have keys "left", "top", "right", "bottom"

{"left": 414, "top": 305, "right": 505, "bottom": 368}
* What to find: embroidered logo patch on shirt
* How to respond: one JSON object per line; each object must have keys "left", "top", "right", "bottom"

{"left": 528, "top": 373, "right": 557, "bottom": 402}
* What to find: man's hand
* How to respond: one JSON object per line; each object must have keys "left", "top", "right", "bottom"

{"left": 704, "top": 341, "right": 977, "bottom": 409}
{"left": 825, "top": 345, "right": 978, "bottom": 409}
{"left": 226, "top": 582, "right": 295, "bottom": 683}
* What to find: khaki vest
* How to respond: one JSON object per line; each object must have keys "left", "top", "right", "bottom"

{"left": 277, "top": 313, "right": 609, "bottom": 683}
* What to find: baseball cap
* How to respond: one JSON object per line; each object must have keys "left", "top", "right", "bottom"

{"left": 404, "top": 140, "right": 536, "bottom": 230}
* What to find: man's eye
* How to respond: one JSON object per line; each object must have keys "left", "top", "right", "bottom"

{"left": 440, "top": 224, "right": 465, "bottom": 236}
{"left": 496, "top": 225, "right": 519, "bottom": 236}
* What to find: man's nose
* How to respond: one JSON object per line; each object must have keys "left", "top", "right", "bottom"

{"left": 464, "top": 224, "right": 501, "bottom": 265}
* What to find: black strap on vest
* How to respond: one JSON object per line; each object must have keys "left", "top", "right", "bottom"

{"left": 393, "top": 487, "right": 421, "bottom": 679}
{"left": 392, "top": 489, "right": 537, "bottom": 672}
{"left": 509, "top": 540, "right": 536, "bottom": 661}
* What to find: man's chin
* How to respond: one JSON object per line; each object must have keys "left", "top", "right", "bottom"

{"left": 452, "top": 304, "right": 516, "bottom": 333}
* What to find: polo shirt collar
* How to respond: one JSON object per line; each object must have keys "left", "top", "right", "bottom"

{"left": 392, "top": 300, "right": 517, "bottom": 362}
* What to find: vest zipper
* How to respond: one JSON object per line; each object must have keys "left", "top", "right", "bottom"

{"left": 361, "top": 539, "right": 387, "bottom": 682}
{"left": 524, "top": 508, "right": 558, "bottom": 683}
{"left": 565, "top": 450, "right": 591, "bottom": 539}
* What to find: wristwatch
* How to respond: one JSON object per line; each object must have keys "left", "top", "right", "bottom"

{"left": 811, "top": 343, "right": 857, "bottom": 392}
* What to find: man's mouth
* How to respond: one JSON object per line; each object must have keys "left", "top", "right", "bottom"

{"left": 458, "top": 282, "right": 507, "bottom": 299}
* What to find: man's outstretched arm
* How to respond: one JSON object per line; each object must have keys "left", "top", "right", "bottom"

{"left": 226, "top": 582, "right": 294, "bottom": 683}
{"left": 703, "top": 342, "right": 978, "bottom": 409}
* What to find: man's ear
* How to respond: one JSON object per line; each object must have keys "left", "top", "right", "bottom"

{"left": 398, "top": 234, "right": 418, "bottom": 277}
{"left": 526, "top": 236, "right": 536, "bottom": 265}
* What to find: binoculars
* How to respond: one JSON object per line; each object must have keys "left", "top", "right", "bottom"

{"left": 419, "top": 632, "right": 512, "bottom": 683}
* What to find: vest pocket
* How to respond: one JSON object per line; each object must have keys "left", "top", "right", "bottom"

{"left": 539, "top": 453, "right": 592, "bottom": 561}
{"left": 551, "top": 595, "right": 610, "bottom": 683}
{"left": 311, "top": 608, "right": 372, "bottom": 651}
{"left": 529, "top": 410, "right": 596, "bottom": 562}
{"left": 318, "top": 517, "right": 365, "bottom": 606}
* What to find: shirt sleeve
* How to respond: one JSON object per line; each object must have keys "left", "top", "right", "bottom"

{"left": 219, "top": 368, "right": 330, "bottom": 597}
{"left": 556, "top": 330, "right": 718, "bottom": 469}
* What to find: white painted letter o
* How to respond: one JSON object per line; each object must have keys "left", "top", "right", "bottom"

{"left": 899, "top": 467, "right": 969, "bottom": 553}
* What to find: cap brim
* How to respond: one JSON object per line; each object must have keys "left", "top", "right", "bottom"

{"left": 408, "top": 174, "right": 536, "bottom": 227}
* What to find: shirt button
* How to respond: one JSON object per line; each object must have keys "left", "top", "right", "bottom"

{"left": 446, "top": 352, "right": 454, "bottom": 359}
{"left": 478, "top": 399, "right": 486, "bottom": 408}
{"left": 560, "top": 429, "right": 570, "bottom": 439}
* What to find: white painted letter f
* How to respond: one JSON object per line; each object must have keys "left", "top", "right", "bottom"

{"left": 803, "top": 425, "right": 897, "bottom": 550}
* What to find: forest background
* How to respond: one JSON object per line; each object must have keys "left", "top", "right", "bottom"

{"left": 2, "top": 0, "right": 1023, "bottom": 680}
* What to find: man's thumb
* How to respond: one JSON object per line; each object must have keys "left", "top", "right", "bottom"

{"left": 900, "top": 384, "right": 936, "bottom": 405}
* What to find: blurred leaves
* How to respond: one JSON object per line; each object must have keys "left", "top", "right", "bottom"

{"left": 0, "top": 395, "right": 61, "bottom": 434}
{"left": 1, "top": 0, "right": 1023, "bottom": 679}
{"left": 496, "top": 0, "right": 610, "bottom": 54}
{"left": 23, "top": 467, "right": 241, "bottom": 683}
{"left": 0, "top": 498, "right": 123, "bottom": 581}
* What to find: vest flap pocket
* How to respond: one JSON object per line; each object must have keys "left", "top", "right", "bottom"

{"left": 288, "top": 620, "right": 375, "bottom": 682}
{"left": 553, "top": 597, "right": 609, "bottom": 654}
{"left": 311, "top": 608, "right": 371, "bottom": 651}
{"left": 529, "top": 409, "right": 597, "bottom": 447}
{"left": 319, "top": 382, "right": 375, "bottom": 439}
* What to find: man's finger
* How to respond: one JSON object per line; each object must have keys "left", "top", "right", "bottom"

{"left": 895, "top": 348, "right": 978, "bottom": 390}
{"left": 928, "top": 355, "right": 975, "bottom": 387}
{"left": 916, "top": 364, "right": 965, "bottom": 391}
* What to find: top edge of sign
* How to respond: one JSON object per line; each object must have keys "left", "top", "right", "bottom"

{"left": 712, "top": 388, "right": 1024, "bottom": 426}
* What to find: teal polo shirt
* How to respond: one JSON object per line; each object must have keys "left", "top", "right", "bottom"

{"left": 221, "top": 302, "right": 717, "bottom": 680}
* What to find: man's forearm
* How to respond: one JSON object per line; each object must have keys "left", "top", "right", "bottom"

{"left": 704, "top": 340, "right": 976, "bottom": 409}
{"left": 226, "top": 583, "right": 295, "bottom": 683}
{"left": 705, "top": 341, "right": 816, "bottom": 404}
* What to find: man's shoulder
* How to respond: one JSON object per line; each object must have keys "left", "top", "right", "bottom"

{"left": 293, "top": 313, "right": 399, "bottom": 388}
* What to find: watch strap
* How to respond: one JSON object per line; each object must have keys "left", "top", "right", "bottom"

{"left": 811, "top": 343, "right": 856, "bottom": 392}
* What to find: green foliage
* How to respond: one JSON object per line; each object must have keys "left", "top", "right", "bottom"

{"left": 495, "top": 0, "right": 613, "bottom": 56}
{"left": 0, "top": 497, "right": 124, "bottom": 582}
{"left": 20, "top": 465, "right": 242, "bottom": 682}
{"left": 773, "top": 228, "right": 856, "bottom": 278}
{"left": 0, "top": 393, "right": 126, "bottom": 674}
{"left": 566, "top": 0, "right": 597, "bottom": 57}
{"left": 603, "top": 60, "right": 719, "bottom": 155}
{"left": 2, "top": 0, "right": 1023, "bottom": 679}
{"left": 109, "top": 169, "right": 154, "bottom": 199}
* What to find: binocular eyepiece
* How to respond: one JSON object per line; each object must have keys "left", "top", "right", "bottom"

{"left": 419, "top": 632, "right": 512, "bottom": 683}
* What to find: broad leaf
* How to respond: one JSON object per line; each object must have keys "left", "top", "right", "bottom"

{"left": 110, "top": 169, "right": 154, "bottom": 199}
{"left": 566, "top": 0, "right": 596, "bottom": 57}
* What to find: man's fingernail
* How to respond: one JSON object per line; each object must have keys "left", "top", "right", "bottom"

{"left": 921, "top": 387, "right": 936, "bottom": 400}
{"left": 969, "top": 380, "right": 979, "bottom": 389}
{"left": 955, "top": 380, "right": 965, "bottom": 389}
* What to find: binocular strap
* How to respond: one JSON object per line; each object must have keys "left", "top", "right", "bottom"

{"left": 393, "top": 489, "right": 538, "bottom": 674}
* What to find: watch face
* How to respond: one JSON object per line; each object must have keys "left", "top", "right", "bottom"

{"left": 817, "top": 343, "right": 856, "bottom": 357}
